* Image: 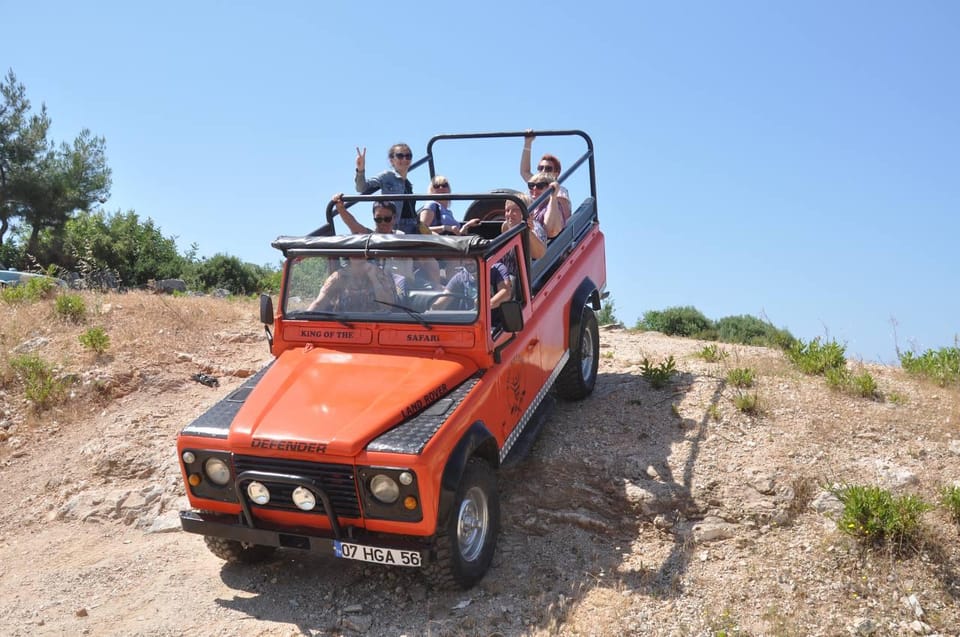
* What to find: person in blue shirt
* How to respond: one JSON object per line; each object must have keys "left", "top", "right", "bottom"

{"left": 418, "top": 176, "right": 479, "bottom": 235}
{"left": 354, "top": 143, "right": 419, "bottom": 234}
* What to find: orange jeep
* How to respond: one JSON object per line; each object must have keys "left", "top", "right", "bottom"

{"left": 177, "top": 130, "right": 607, "bottom": 588}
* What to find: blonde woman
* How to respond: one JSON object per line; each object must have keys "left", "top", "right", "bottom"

{"left": 418, "top": 176, "right": 479, "bottom": 235}
{"left": 527, "top": 172, "right": 569, "bottom": 239}
{"left": 501, "top": 194, "right": 546, "bottom": 260}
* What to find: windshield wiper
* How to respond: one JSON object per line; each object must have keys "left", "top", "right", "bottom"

{"left": 374, "top": 300, "right": 433, "bottom": 329}
{"left": 292, "top": 310, "right": 355, "bottom": 328}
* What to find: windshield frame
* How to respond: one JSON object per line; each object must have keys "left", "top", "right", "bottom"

{"left": 281, "top": 252, "right": 481, "bottom": 326}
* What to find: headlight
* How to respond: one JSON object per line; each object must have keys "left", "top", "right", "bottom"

{"left": 247, "top": 481, "right": 270, "bottom": 505}
{"left": 204, "top": 458, "right": 231, "bottom": 486}
{"left": 292, "top": 486, "right": 317, "bottom": 511}
{"left": 369, "top": 475, "right": 400, "bottom": 504}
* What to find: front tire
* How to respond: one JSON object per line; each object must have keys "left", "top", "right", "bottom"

{"left": 425, "top": 458, "right": 499, "bottom": 589}
{"left": 556, "top": 306, "right": 600, "bottom": 400}
{"left": 203, "top": 536, "right": 277, "bottom": 564}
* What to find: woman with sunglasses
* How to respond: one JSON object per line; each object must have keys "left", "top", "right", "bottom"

{"left": 501, "top": 194, "right": 546, "bottom": 260}
{"left": 527, "top": 172, "right": 569, "bottom": 240}
{"left": 418, "top": 176, "right": 480, "bottom": 235}
{"left": 354, "top": 143, "right": 419, "bottom": 234}
{"left": 519, "top": 131, "right": 571, "bottom": 219}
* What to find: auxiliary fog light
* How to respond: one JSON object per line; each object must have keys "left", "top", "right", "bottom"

{"left": 182, "top": 451, "right": 196, "bottom": 465}
{"left": 292, "top": 486, "right": 317, "bottom": 511}
{"left": 398, "top": 471, "right": 414, "bottom": 486}
{"left": 247, "top": 481, "right": 270, "bottom": 505}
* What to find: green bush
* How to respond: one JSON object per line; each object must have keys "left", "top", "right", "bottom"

{"left": 696, "top": 344, "right": 728, "bottom": 363}
{"left": 787, "top": 337, "right": 846, "bottom": 375}
{"left": 715, "top": 314, "right": 796, "bottom": 348}
{"left": 899, "top": 346, "right": 960, "bottom": 386}
{"left": 640, "top": 355, "right": 676, "bottom": 389}
{"left": 636, "top": 306, "right": 713, "bottom": 337}
{"left": 825, "top": 366, "right": 879, "bottom": 399}
{"left": 9, "top": 353, "right": 66, "bottom": 409}
{"left": 830, "top": 484, "right": 930, "bottom": 548}
{"left": 597, "top": 298, "right": 618, "bottom": 326}
{"left": 55, "top": 293, "right": 86, "bottom": 323}
{"left": 1, "top": 274, "right": 57, "bottom": 303}
{"left": 727, "top": 367, "right": 755, "bottom": 388}
{"left": 79, "top": 326, "right": 110, "bottom": 354}
{"left": 733, "top": 391, "right": 760, "bottom": 414}
{"left": 941, "top": 485, "right": 960, "bottom": 525}
{"left": 850, "top": 370, "right": 878, "bottom": 398}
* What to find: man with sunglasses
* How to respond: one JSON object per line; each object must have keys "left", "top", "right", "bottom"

{"left": 354, "top": 143, "right": 419, "bottom": 234}
{"left": 330, "top": 193, "right": 413, "bottom": 293}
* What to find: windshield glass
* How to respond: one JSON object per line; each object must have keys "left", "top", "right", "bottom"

{"left": 283, "top": 254, "right": 480, "bottom": 324}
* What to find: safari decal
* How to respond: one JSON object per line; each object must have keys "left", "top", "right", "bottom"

{"left": 283, "top": 326, "right": 373, "bottom": 344}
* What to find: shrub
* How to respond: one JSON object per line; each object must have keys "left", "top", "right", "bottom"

{"left": 55, "top": 293, "right": 87, "bottom": 323}
{"left": 79, "top": 326, "right": 110, "bottom": 354}
{"left": 726, "top": 367, "right": 755, "bottom": 388}
{"left": 635, "top": 306, "right": 713, "bottom": 337}
{"left": 850, "top": 370, "right": 878, "bottom": 398}
{"left": 824, "top": 367, "right": 879, "bottom": 399}
{"left": 9, "top": 353, "right": 66, "bottom": 409}
{"left": 787, "top": 337, "right": 846, "bottom": 375}
{"left": 640, "top": 355, "right": 676, "bottom": 389}
{"left": 899, "top": 346, "right": 960, "bottom": 386}
{"left": 733, "top": 391, "right": 760, "bottom": 414}
{"left": 830, "top": 484, "right": 930, "bottom": 548}
{"left": 942, "top": 485, "right": 960, "bottom": 525}
{"left": 696, "top": 344, "right": 728, "bottom": 363}
{"left": 715, "top": 314, "right": 796, "bottom": 348}
{"left": 1, "top": 274, "right": 57, "bottom": 303}
{"left": 597, "top": 298, "right": 618, "bottom": 326}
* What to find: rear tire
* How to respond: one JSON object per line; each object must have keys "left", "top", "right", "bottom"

{"left": 556, "top": 306, "right": 599, "bottom": 400}
{"left": 203, "top": 536, "right": 277, "bottom": 564}
{"left": 425, "top": 458, "right": 499, "bottom": 589}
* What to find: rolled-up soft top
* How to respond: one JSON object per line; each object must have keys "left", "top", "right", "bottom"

{"left": 271, "top": 232, "right": 489, "bottom": 258}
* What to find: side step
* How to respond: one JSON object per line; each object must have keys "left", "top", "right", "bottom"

{"left": 501, "top": 395, "right": 556, "bottom": 468}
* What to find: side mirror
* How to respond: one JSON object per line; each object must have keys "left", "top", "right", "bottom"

{"left": 259, "top": 294, "right": 274, "bottom": 325}
{"left": 499, "top": 300, "right": 523, "bottom": 333}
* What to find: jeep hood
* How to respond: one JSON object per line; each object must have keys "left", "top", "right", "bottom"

{"left": 228, "top": 347, "right": 477, "bottom": 456}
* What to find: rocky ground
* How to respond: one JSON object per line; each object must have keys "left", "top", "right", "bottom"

{"left": 0, "top": 292, "right": 958, "bottom": 636}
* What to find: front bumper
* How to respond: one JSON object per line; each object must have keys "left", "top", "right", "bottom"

{"left": 179, "top": 509, "right": 430, "bottom": 559}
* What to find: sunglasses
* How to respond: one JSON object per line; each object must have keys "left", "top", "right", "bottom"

{"left": 528, "top": 182, "right": 548, "bottom": 189}
{"left": 390, "top": 152, "right": 413, "bottom": 160}
{"left": 374, "top": 216, "right": 394, "bottom": 223}
{"left": 433, "top": 182, "right": 449, "bottom": 189}
{"left": 537, "top": 164, "right": 556, "bottom": 172}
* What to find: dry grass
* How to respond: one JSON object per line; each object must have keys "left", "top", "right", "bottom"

{"left": 0, "top": 290, "right": 264, "bottom": 427}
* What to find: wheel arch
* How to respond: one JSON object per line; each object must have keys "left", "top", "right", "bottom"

{"left": 568, "top": 277, "right": 601, "bottom": 349}
{"left": 436, "top": 421, "right": 499, "bottom": 528}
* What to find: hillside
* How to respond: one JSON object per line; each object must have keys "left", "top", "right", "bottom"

{"left": 0, "top": 291, "right": 958, "bottom": 636}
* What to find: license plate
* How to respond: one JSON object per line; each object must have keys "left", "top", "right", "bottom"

{"left": 334, "top": 541, "right": 422, "bottom": 567}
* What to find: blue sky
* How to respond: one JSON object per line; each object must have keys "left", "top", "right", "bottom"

{"left": 3, "top": 1, "right": 958, "bottom": 363}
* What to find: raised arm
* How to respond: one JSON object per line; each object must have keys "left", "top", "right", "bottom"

{"left": 541, "top": 184, "right": 565, "bottom": 239}
{"left": 331, "top": 193, "right": 372, "bottom": 234}
{"left": 519, "top": 131, "right": 535, "bottom": 182}
{"left": 354, "top": 146, "right": 381, "bottom": 193}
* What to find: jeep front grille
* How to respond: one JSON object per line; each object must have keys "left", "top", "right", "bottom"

{"left": 233, "top": 455, "right": 361, "bottom": 518}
